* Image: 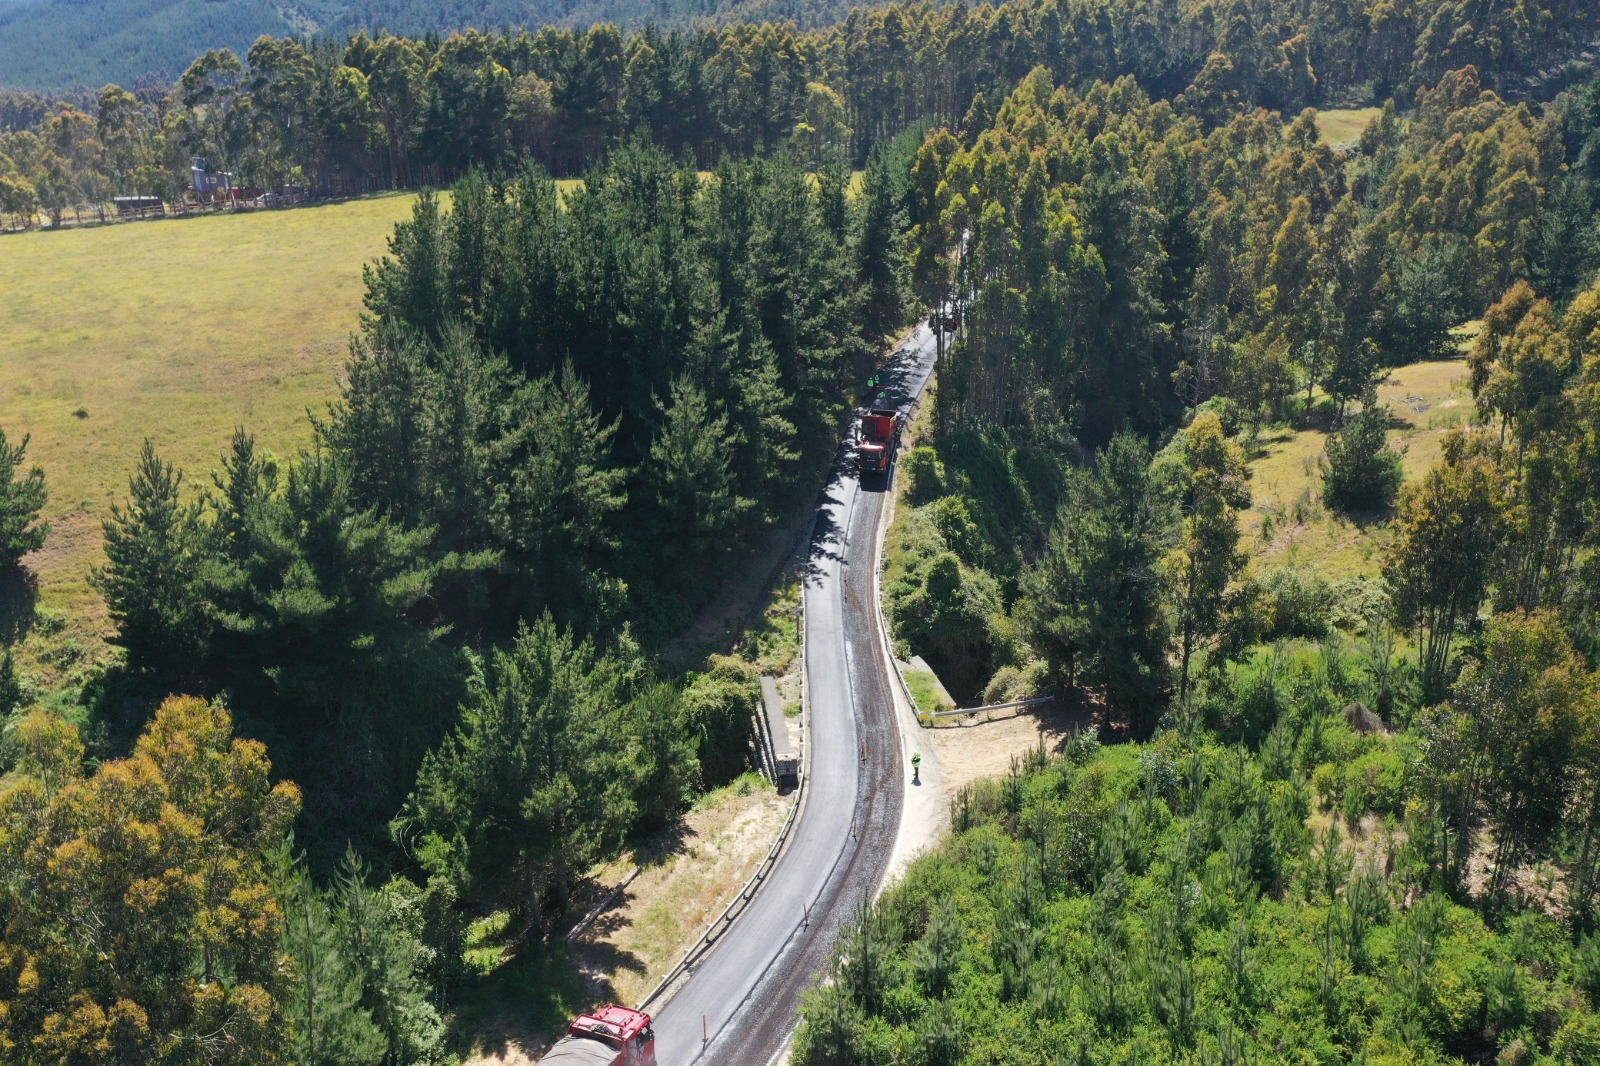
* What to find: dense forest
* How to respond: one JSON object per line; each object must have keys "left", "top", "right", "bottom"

{"left": 4, "top": 0, "right": 1600, "bottom": 214}
{"left": 0, "top": 0, "right": 870, "bottom": 94}
{"left": 792, "top": 50, "right": 1600, "bottom": 1066}
{"left": 883, "top": 61, "right": 1600, "bottom": 708}
{"left": 87, "top": 132, "right": 919, "bottom": 854}
{"left": 3, "top": 0, "right": 1600, "bottom": 1054}
{"left": 0, "top": 125, "right": 920, "bottom": 1059}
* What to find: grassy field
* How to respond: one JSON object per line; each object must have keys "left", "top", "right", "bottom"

{"left": 0, "top": 193, "right": 421, "bottom": 661}
{"left": 1243, "top": 355, "right": 1473, "bottom": 581}
{"left": 1311, "top": 106, "right": 1382, "bottom": 148}
{"left": 905, "top": 668, "right": 954, "bottom": 717}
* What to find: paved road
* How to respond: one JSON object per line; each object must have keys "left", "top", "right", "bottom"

{"left": 652, "top": 323, "right": 941, "bottom": 1065}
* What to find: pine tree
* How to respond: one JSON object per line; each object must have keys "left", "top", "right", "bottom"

{"left": 648, "top": 376, "right": 749, "bottom": 573}
{"left": 1022, "top": 433, "right": 1172, "bottom": 727}
{"left": 91, "top": 440, "right": 207, "bottom": 679}
{"left": 1321, "top": 402, "right": 1403, "bottom": 513}
{"left": 363, "top": 189, "right": 449, "bottom": 339}
{"left": 404, "top": 617, "right": 650, "bottom": 928}
{"left": 332, "top": 849, "right": 446, "bottom": 1065}
{"left": 0, "top": 426, "right": 48, "bottom": 569}
{"left": 272, "top": 843, "right": 386, "bottom": 1066}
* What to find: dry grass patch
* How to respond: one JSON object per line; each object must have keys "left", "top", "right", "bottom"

{"left": 0, "top": 193, "right": 420, "bottom": 658}
{"left": 1313, "top": 107, "right": 1381, "bottom": 148}
{"left": 570, "top": 774, "right": 789, "bottom": 1009}
{"left": 1244, "top": 358, "right": 1471, "bottom": 580}
{"left": 450, "top": 774, "right": 789, "bottom": 1066}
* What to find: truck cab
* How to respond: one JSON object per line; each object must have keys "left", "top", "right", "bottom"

{"left": 540, "top": 1006, "right": 656, "bottom": 1066}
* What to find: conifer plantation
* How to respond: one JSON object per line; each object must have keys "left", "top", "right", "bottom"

{"left": 3, "top": 0, "right": 1600, "bottom": 1062}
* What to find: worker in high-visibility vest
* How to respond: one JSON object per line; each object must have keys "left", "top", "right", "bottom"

{"left": 911, "top": 751, "right": 921, "bottom": 784}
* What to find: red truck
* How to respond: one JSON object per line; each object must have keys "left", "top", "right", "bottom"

{"left": 540, "top": 1006, "right": 656, "bottom": 1066}
{"left": 858, "top": 406, "right": 902, "bottom": 477}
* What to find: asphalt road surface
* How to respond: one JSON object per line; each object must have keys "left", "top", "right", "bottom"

{"left": 651, "top": 323, "right": 941, "bottom": 1065}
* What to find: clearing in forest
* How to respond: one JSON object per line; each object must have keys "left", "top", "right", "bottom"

{"left": 1312, "top": 106, "right": 1383, "bottom": 147}
{"left": 1243, "top": 356, "right": 1473, "bottom": 581}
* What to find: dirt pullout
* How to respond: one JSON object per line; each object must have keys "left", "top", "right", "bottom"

{"left": 459, "top": 783, "right": 790, "bottom": 1066}
{"left": 927, "top": 705, "right": 1080, "bottom": 794}
{"left": 578, "top": 783, "right": 789, "bottom": 1002}
{"left": 887, "top": 702, "right": 1088, "bottom": 886}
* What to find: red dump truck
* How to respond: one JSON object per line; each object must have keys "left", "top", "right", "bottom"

{"left": 540, "top": 1006, "right": 656, "bottom": 1066}
{"left": 858, "top": 407, "right": 902, "bottom": 476}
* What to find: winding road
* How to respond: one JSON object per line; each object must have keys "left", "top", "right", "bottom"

{"left": 650, "top": 323, "right": 941, "bottom": 1065}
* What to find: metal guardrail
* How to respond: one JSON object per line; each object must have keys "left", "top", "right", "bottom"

{"left": 635, "top": 516, "right": 815, "bottom": 1014}
{"left": 564, "top": 867, "right": 642, "bottom": 942}
{"left": 634, "top": 766, "right": 804, "bottom": 1012}
{"left": 873, "top": 369, "right": 928, "bottom": 729}
{"left": 927, "top": 695, "right": 1054, "bottom": 719}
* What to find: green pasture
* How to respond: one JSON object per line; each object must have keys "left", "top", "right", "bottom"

{"left": 0, "top": 193, "right": 420, "bottom": 654}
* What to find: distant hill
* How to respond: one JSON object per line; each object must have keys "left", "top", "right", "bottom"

{"left": 0, "top": 0, "right": 856, "bottom": 91}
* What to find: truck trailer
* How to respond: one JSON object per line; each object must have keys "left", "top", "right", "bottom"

{"left": 858, "top": 407, "right": 902, "bottom": 477}
{"left": 539, "top": 1006, "right": 656, "bottom": 1066}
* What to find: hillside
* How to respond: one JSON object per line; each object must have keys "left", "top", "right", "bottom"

{"left": 0, "top": 0, "right": 858, "bottom": 91}
{"left": 1243, "top": 354, "right": 1473, "bottom": 582}
{"left": 2, "top": 4, "right": 1600, "bottom": 1062}
{"left": 0, "top": 0, "right": 321, "bottom": 93}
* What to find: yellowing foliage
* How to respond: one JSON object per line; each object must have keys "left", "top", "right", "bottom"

{"left": 0, "top": 697, "right": 299, "bottom": 1065}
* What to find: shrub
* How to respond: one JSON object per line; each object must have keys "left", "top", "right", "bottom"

{"left": 1329, "top": 574, "right": 1391, "bottom": 631}
{"left": 1312, "top": 761, "right": 1343, "bottom": 809}
{"left": 684, "top": 655, "right": 762, "bottom": 788}
{"left": 887, "top": 550, "right": 1003, "bottom": 698}
{"left": 900, "top": 446, "right": 943, "bottom": 502}
{"left": 1260, "top": 567, "right": 1333, "bottom": 638}
{"left": 0, "top": 646, "right": 20, "bottom": 717}
{"left": 1340, "top": 746, "right": 1407, "bottom": 823}
{"left": 1322, "top": 404, "right": 1403, "bottom": 513}
{"left": 1137, "top": 749, "right": 1178, "bottom": 800}
{"left": 1551, "top": 1012, "right": 1600, "bottom": 1065}
{"left": 927, "top": 495, "right": 989, "bottom": 566}
{"left": 1192, "top": 394, "right": 1247, "bottom": 437}
{"left": 980, "top": 660, "right": 1049, "bottom": 704}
